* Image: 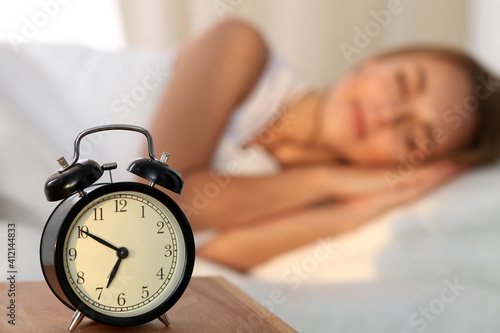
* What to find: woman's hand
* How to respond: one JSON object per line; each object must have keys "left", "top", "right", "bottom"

{"left": 341, "top": 160, "right": 469, "bottom": 216}
{"left": 323, "top": 160, "right": 468, "bottom": 200}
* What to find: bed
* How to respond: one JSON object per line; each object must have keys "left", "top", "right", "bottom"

{"left": 1, "top": 44, "right": 500, "bottom": 333}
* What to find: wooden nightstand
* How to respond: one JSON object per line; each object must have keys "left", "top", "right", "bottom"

{"left": 0, "top": 277, "right": 297, "bottom": 332}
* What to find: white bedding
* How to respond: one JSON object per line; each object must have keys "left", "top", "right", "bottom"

{"left": 1, "top": 44, "right": 500, "bottom": 333}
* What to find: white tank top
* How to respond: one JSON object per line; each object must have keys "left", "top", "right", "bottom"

{"left": 211, "top": 53, "right": 311, "bottom": 176}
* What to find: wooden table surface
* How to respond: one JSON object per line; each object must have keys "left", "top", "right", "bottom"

{"left": 0, "top": 277, "right": 297, "bottom": 333}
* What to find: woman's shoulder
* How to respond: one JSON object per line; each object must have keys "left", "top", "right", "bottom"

{"left": 210, "top": 19, "right": 267, "bottom": 47}
{"left": 178, "top": 19, "right": 268, "bottom": 68}
{"left": 226, "top": 51, "right": 312, "bottom": 145}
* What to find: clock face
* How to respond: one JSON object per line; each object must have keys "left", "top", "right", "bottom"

{"left": 58, "top": 185, "right": 192, "bottom": 322}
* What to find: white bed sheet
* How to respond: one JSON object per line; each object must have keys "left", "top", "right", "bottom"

{"left": 1, "top": 44, "right": 500, "bottom": 332}
{"left": 193, "top": 161, "right": 500, "bottom": 332}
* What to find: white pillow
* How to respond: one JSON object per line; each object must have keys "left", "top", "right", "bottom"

{"left": 0, "top": 44, "right": 175, "bottom": 224}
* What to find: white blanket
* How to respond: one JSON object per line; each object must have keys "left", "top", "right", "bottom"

{"left": 1, "top": 44, "right": 500, "bottom": 333}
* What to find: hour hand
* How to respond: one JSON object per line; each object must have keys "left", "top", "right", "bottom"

{"left": 106, "top": 247, "right": 129, "bottom": 288}
{"left": 106, "top": 258, "right": 122, "bottom": 288}
{"left": 81, "top": 230, "right": 119, "bottom": 252}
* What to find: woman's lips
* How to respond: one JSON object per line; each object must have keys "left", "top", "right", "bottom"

{"left": 352, "top": 101, "right": 366, "bottom": 139}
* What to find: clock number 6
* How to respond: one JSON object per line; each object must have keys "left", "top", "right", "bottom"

{"left": 117, "top": 293, "right": 126, "bottom": 306}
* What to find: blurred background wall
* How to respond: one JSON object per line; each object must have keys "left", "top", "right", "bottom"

{"left": 119, "top": 0, "right": 471, "bottom": 87}
{"left": 0, "top": 0, "right": 499, "bottom": 86}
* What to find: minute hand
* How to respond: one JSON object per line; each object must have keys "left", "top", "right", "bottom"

{"left": 82, "top": 230, "right": 120, "bottom": 251}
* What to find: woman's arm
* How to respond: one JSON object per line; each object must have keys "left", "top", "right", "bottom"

{"left": 197, "top": 161, "right": 467, "bottom": 271}
{"left": 150, "top": 20, "right": 344, "bottom": 229}
{"left": 150, "top": 19, "right": 268, "bottom": 174}
{"left": 177, "top": 159, "right": 464, "bottom": 229}
{"left": 197, "top": 201, "right": 370, "bottom": 271}
{"left": 178, "top": 165, "right": 338, "bottom": 229}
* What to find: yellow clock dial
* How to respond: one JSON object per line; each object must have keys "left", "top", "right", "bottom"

{"left": 63, "top": 191, "right": 187, "bottom": 317}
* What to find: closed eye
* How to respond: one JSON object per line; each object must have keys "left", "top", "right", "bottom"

{"left": 396, "top": 69, "right": 410, "bottom": 99}
{"left": 403, "top": 119, "right": 433, "bottom": 154}
{"left": 404, "top": 122, "right": 417, "bottom": 151}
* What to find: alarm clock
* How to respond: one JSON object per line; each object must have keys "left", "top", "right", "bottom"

{"left": 40, "top": 124, "right": 195, "bottom": 331}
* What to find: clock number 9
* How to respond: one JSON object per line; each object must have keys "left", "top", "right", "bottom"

{"left": 68, "top": 248, "right": 77, "bottom": 261}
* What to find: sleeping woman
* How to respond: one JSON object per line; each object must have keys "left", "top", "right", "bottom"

{"left": 149, "top": 19, "right": 500, "bottom": 271}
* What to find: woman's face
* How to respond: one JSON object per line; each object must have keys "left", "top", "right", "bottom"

{"left": 320, "top": 53, "right": 477, "bottom": 165}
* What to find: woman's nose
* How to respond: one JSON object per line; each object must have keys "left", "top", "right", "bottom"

{"left": 375, "top": 100, "right": 409, "bottom": 127}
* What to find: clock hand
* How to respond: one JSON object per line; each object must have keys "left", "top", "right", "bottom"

{"left": 106, "top": 257, "right": 122, "bottom": 288}
{"left": 81, "top": 230, "right": 120, "bottom": 252}
{"left": 106, "top": 247, "right": 129, "bottom": 288}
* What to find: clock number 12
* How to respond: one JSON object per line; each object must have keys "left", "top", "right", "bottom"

{"left": 114, "top": 199, "right": 127, "bottom": 213}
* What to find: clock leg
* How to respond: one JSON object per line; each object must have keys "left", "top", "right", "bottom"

{"left": 67, "top": 310, "right": 85, "bottom": 331}
{"left": 158, "top": 313, "right": 171, "bottom": 326}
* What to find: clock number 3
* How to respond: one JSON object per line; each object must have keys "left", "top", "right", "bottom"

{"left": 165, "top": 245, "right": 172, "bottom": 258}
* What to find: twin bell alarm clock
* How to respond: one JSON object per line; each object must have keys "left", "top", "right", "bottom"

{"left": 40, "top": 124, "right": 195, "bottom": 331}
